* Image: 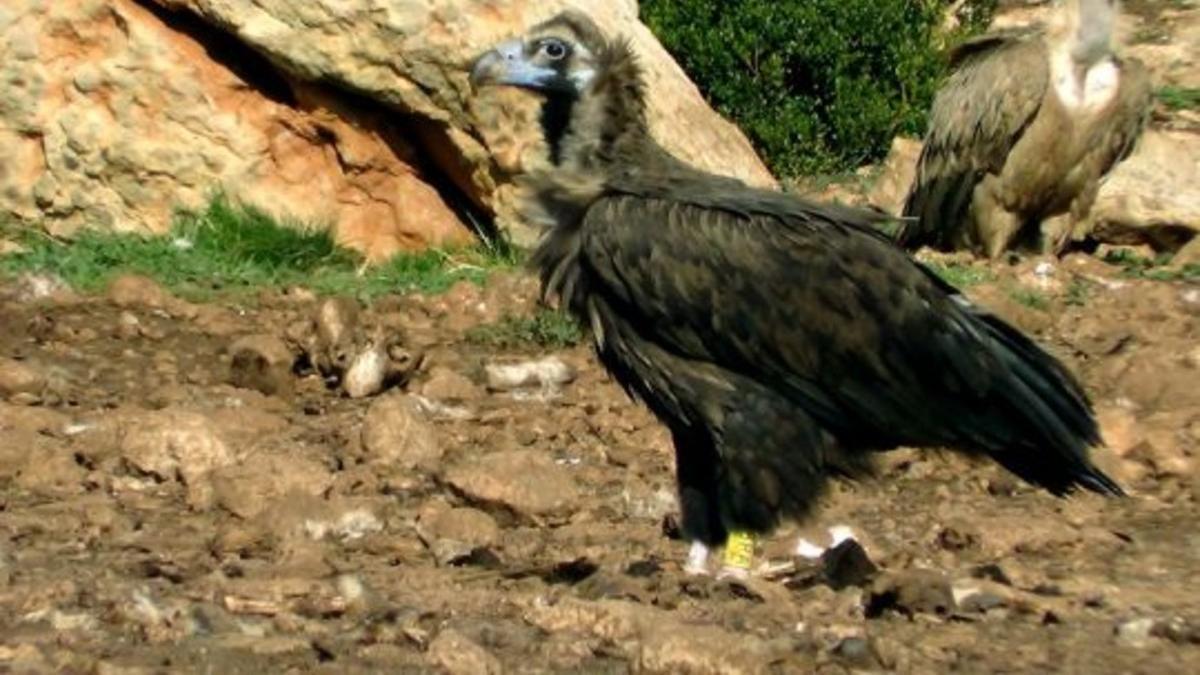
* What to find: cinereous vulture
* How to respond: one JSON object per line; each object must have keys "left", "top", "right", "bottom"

{"left": 470, "top": 11, "right": 1122, "bottom": 578}
{"left": 898, "top": 0, "right": 1151, "bottom": 258}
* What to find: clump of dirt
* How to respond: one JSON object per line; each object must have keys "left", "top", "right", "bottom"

{"left": 0, "top": 254, "right": 1197, "bottom": 673}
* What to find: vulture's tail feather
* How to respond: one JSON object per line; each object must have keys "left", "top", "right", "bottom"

{"left": 975, "top": 311, "right": 1125, "bottom": 497}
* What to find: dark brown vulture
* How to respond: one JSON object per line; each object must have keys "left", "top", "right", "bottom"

{"left": 898, "top": 0, "right": 1152, "bottom": 258}
{"left": 470, "top": 11, "right": 1122, "bottom": 577}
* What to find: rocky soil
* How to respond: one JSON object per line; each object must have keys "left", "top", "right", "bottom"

{"left": 0, "top": 254, "right": 1198, "bottom": 673}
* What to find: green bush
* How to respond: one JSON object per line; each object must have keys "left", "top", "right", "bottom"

{"left": 640, "top": 0, "right": 992, "bottom": 175}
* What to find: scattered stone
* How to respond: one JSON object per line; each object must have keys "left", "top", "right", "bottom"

{"left": 866, "top": 570, "right": 956, "bottom": 619}
{"left": 303, "top": 507, "right": 385, "bottom": 542}
{"left": 952, "top": 579, "right": 1013, "bottom": 614}
{"left": 417, "top": 505, "right": 500, "bottom": 566}
{"left": 107, "top": 274, "right": 175, "bottom": 310}
{"left": 228, "top": 334, "right": 296, "bottom": 397}
{"left": 1151, "top": 616, "right": 1200, "bottom": 645}
{"left": 820, "top": 539, "right": 878, "bottom": 590}
{"left": 420, "top": 366, "right": 481, "bottom": 401}
{"left": 5, "top": 273, "right": 71, "bottom": 303}
{"left": 361, "top": 394, "right": 443, "bottom": 470}
{"left": 832, "top": 636, "right": 878, "bottom": 668}
{"left": 312, "top": 297, "right": 361, "bottom": 375}
{"left": 344, "top": 339, "right": 390, "bottom": 398}
{"left": 119, "top": 410, "right": 236, "bottom": 507}
{"left": 0, "top": 357, "right": 45, "bottom": 399}
{"left": 638, "top": 623, "right": 786, "bottom": 674}
{"left": 211, "top": 454, "right": 335, "bottom": 519}
{"left": 115, "top": 311, "right": 142, "bottom": 340}
{"left": 485, "top": 357, "right": 576, "bottom": 393}
{"left": 445, "top": 450, "right": 580, "bottom": 522}
{"left": 426, "top": 628, "right": 502, "bottom": 675}
{"left": 290, "top": 298, "right": 420, "bottom": 397}
{"left": 1116, "top": 617, "right": 1159, "bottom": 648}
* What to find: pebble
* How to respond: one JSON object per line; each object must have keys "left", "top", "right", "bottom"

{"left": 485, "top": 357, "right": 576, "bottom": 392}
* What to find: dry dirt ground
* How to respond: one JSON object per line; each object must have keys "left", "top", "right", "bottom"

{"left": 0, "top": 253, "right": 1198, "bottom": 674}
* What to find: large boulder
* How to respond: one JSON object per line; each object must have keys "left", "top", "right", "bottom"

{"left": 0, "top": 0, "right": 474, "bottom": 261}
{"left": 1, "top": 0, "right": 774, "bottom": 252}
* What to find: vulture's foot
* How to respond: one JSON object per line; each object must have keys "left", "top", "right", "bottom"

{"left": 795, "top": 524, "right": 858, "bottom": 559}
{"left": 683, "top": 541, "right": 712, "bottom": 576}
{"left": 1041, "top": 213, "right": 1074, "bottom": 255}
{"left": 716, "top": 530, "right": 756, "bottom": 580}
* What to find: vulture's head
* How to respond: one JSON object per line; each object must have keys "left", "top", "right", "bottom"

{"left": 469, "top": 11, "right": 647, "bottom": 168}
{"left": 469, "top": 11, "right": 607, "bottom": 97}
{"left": 1062, "top": 0, "right": 1118, "bottom": 67}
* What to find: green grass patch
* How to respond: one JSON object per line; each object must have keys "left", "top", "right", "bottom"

{"left": 0, "top": 196, "right": 520, "bottom": 300}
{"left": 1007, "top": 287, "right": 1050, "bottom": 311}
{"left": 1101, "top": 248, "right": 1200, "bottom": 282}
{"left": 1156, "top": 85, "right": 1200, "bottom": 111}
{"left": 1064, "top": 278, "right": 1093, "bottom": 307}
{"left": 466, "top": 309, "right": 584, "bottom": 350}
{"left": 921, "top": 261, "right": 995, "bottom": 288}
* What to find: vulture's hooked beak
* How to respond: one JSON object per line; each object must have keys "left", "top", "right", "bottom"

{"left": 470, "top": 39, "right": 557, "bottom": 91}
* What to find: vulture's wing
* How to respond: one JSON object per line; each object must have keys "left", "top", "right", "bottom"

{"left": 579, "top": 185, "right": 1117, "bottom": 495}
{"left": 898, "top": 35, "right": 1049, "bottom": 248}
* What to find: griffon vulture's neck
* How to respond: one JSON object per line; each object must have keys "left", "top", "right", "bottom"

{"left": 1051, "top": 0, "right": 1121, "bottom": 110}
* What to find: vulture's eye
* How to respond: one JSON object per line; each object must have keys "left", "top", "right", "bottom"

{"left": 539, "top": 39, "right": 569, "bottom": 60}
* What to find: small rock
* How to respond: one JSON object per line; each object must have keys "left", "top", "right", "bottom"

{"left": 1116, "top": 617, "right": 1159, "bottom": 648}
{"left": 315, "top": 297, "right": 360, "bottom": 368}
{"left": 417, "top": 505, "right": 500, "bottom": 566}
{"left": 420, "top": 366, "right": 481, "bottom": 400}
{"left": 820, "top": 539, "right": 878, "bottom": 590}
{"left": 485, "top": 357, "right": 576, "bottom": 392}
{"left": 361, "top": 394, "right": 442, "bottom": 470}
{"left": 952, "top": 580, "right": 1012, "bottom": 614}
{"left": 304, "top": 507, "right": 385, "bottom": 542}
{"left": 107, "top": 274, "right": 174, "bottom": 309}
{"left": 0, "top": 358, "right": 45, "bottom": 398}
{"left": 1097, "top": 405, "right": 1143, "bottom": 457}
{"left": 426, "top": 629, "right": 502, "bottom": 675}
{"left": 832, "top": 637, "right": 878, "bottom": 668}
{"left": 639, "top": 623, "right": 787, "bottom": 674}
{"left": 445, "top": 450, "right": 579, "bottom": 522}
{"left": 115, "top": 311, "right": 142, "bottom": 340}
{"left": 344, "top": 341, "right": 389, "bottom": 398}
{"left": 228, "top": 334, "right": 296, "bottom": 397}
{"left": 211, "top": 453, "right": 335, "bottom": 519}
{"left": 119, "top": 410, "right": 235, "bottom": 504}
{"left": 1151, "top": 616, "right": 1200, "bottom": 645}
{"left": 6, "top": 272, "right": 72, "bottom": 302}
{"left": 866, "top": 570, "right": 956, "bottom": 619}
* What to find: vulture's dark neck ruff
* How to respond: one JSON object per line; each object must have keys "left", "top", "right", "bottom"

{"left": 470, "top": 11, "right": 1123, "bottom": 579}
{"left": 539, "top": 90, "right": 578, "bottom": 165}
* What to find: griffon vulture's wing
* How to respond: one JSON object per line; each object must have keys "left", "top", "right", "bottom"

{"left": 898, "top": 35, "right": 1049, "bottom": 248}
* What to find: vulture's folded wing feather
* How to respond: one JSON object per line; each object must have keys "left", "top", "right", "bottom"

{"left": 580, "top": 190, "right": 1116, "bottom": 494}
{"left": 899, "top": 36, "right": 1049, "bottom": 248}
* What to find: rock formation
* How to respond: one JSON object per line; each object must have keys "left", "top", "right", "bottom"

{"left": 0, "top": 0, "right": 774, "bottom": 256}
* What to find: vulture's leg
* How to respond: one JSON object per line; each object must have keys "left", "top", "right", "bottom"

{"left": 1048, "top": 183, "right": 1100, "bottom": 255}
{"left": 1041, "top": 213, "right": 1074, "bottom": 255}
{"left": 713, "top": 387, "right": 833, "bottom": 579}
{"left": 972, "top": 177, "right": 1023, "bottom": 259}
{"left": 670, "top": 423, "right": 726, "bottom": 576}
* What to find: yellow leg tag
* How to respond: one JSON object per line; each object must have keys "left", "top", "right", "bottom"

{"left": 722, "top": 531, "right": 756, "bottom": 571}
